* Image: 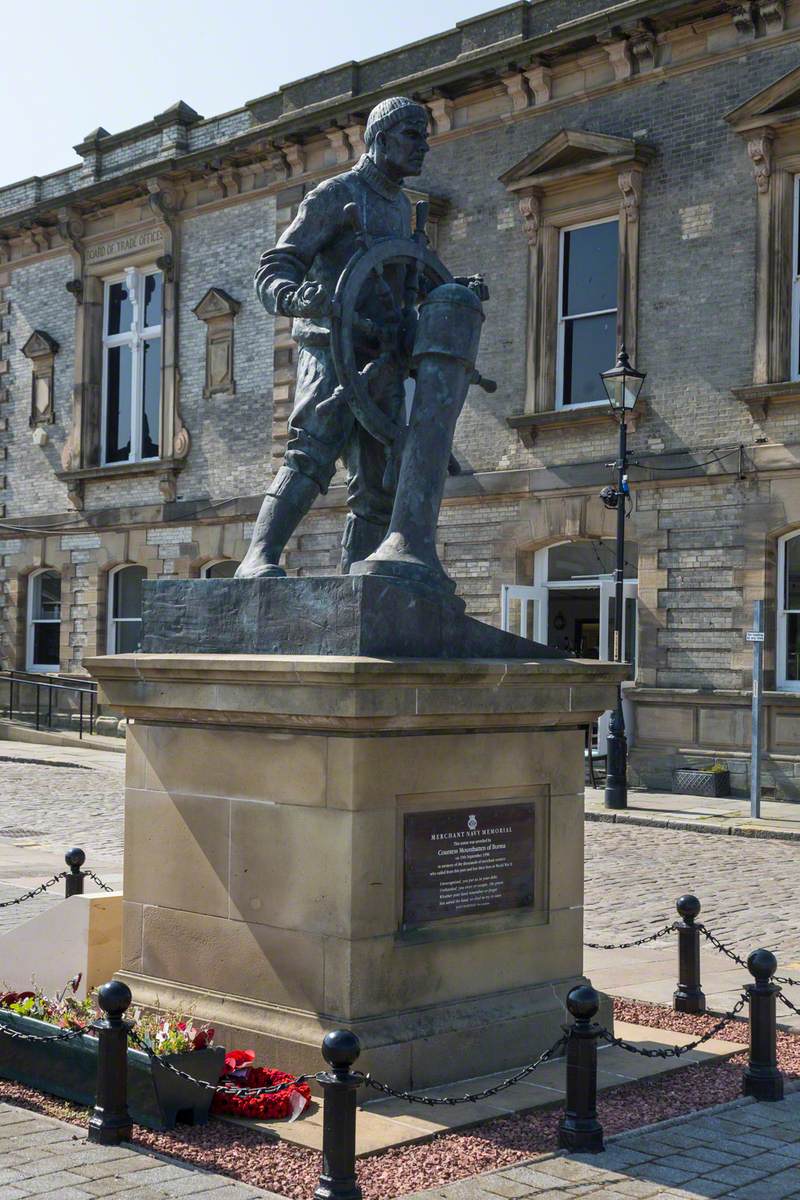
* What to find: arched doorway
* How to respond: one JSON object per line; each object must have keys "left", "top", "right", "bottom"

{"left": 501, "top": 538, "right": 638, "bottom": 755}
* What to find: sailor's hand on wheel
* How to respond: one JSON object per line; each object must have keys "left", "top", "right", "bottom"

{"left": 283, "top": 282, "right": 332, "bottom": 319}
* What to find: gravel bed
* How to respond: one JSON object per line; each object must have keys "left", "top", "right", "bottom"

{"left": 1, "top": 998, "right": 798, "bottom": 1200}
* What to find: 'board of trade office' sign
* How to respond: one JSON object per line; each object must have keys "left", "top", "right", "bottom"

{"left": 402, "top": 802, "right": 535, "bottom": 927}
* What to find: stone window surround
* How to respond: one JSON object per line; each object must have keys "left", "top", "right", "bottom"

{"left": 25, "top": 567, "right": 61, "bottom": 674}
{"left": 57, "top": 181, "right": 190, "bottom": 510}
{"left": 500, "top": 131, "right": 654, "bottom": 448}
{"left": 21, "top": 330, "right": 59, "bottom": 428}
{"left": 728, "top": 66, "right": 800, "bottom": 409}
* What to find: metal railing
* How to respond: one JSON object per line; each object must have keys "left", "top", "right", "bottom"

{"left": 2, "top": 670, "right": 97, "bottom": 740}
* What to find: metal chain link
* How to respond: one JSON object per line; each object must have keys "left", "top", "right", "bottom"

{"left": 0, "top": 1021, "right": 91, "bottom": 1043}
{"left": 130, "top": 1033, "right": 315, "bottom": 1096}
{"left": 0, "top": 872, "right": 67, "bottom": 909}
{"left": 584, "top": 923, "right": 678, "bottom": 951}
{"left": 777, "top": 991, "right": 800, "bottom": 1017}
{"left": 83, "top": 871, "right": 113, "bottom": 894}
{"left": 696, "top": 925, "right": 800, "bottom": 987}
{"left": 598, "top": 994, "right": 748, "bottom": 1059}
{"left": 361, "top": 1034, "right": 567, "bottom": 1106}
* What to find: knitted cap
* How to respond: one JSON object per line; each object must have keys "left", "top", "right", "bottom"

{"left": 364, "top": 96, "right": 428, "bottom": 147}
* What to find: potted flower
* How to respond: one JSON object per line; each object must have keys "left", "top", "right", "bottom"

{"left": 672, "top": 761, "right": 731, "bottom": 798}
{"left": 0, "top": 979, "right": 224, "bottom": 1130}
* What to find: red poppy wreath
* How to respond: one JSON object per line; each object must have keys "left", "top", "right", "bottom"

{"left": 211, "top": 1050, "right": 312, "bottom": 1121}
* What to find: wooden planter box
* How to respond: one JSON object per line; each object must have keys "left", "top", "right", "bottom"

{"left": 672, "top": 768, "right": 731, "bottom": 798}
{"left": 0, "top": 1011, "right": 225, "bottom": 1130}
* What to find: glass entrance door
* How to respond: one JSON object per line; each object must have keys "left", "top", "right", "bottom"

{"left": 501, "top": 540, "right": 638, "bottom": 757}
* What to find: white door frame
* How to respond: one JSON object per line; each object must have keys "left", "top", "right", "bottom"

{"left": 502, "top": 542, "right": 638, "bottom": 755}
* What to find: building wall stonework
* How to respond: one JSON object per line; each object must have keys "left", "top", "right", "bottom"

{"left": 5, "top": 1, "right": 800, "bottom": 788}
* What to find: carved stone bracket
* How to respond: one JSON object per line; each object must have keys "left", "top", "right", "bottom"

{"left": 427, "top": 95, "right": 455, "bottom": 135}
{"left": 282, "top": 142, "right": 307, "bottom": 177}
{"left": 630, "top": 32, "right": 656, "bottom": 72}
{"left": 345, "top": 123, "right": 367, "bottom": 158}
{"left": 524, "top": 62, "right": 552, "bottom": 106}
{"left": 748, "top": 132, "right": 773, "bottom": 194}
{"left": 146, "top": 179, "right": 180, "bottom": 234}
{"left": 326, "top": 128, "right": 351, "bottom": 165}
{"left": 599, "top": 37, "right": 633, "bottom": 81}
{"left": 518, "top": 191, "right": 542, "bottom": 247}
{"left": 758, "top": 0, "right": 786, "bottom": 34}
{"left": 618, "top": 169, "right": 642, "bottom": 222}
{"left": 65, "top": 279, "right": 84, "bottom": 304}
{"left": 732, "top": 3, "right": 757, "bottom": 35}
{"left": 502, "top": 72, "right": 531, "bottom": 113}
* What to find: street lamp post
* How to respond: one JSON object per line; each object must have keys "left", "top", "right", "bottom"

{"left": 600, "top": 346, "right": 646, "bottom": 811}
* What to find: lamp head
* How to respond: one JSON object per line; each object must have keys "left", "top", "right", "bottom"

{"left": 601, "top": 344, "right": 646, "bottom": 414}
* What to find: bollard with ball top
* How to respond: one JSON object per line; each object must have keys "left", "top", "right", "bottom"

{"left": 88, "top": 980, "right": 133, "bottom": 1144}
{"left": 314, "top": 1030, "right": 363, "bottom": 1200}
{"left": 673, "top": 894, "right": 706, "bottom": 1015}
{"left": 64, "top": 847, "right": 86, "bottom": 898}
{"left": 743, "top": 949, "right": 784, "bottom": 1102}
{"left": 558, "top": 984, "right": 604, "bottom": 1153}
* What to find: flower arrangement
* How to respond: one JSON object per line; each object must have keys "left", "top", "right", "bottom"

{"left": 132, "top": 1007, "right": 215, "bottom": 1056}
{"left": 0, "top": 979, "right": 215, "bottom": 1054}
{"left": 211, "top": 1049, "right": 311, "bottom": 1121}
{"left": 0, "top": 975, "right": 93, "bottom": 1029}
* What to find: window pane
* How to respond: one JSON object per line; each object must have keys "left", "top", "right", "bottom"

{"left": 206, "top": 560, "right": 239, "bottom": 578}
{"left": 107, "top": 281, "right": 133, "bottom": 336}
{"left": 786, "top": 613, "right": 800, "bottom": 681}
{"left": 548, "top": 540, "right": 639, "bottom": 580}
{"left": 785, "top": 536, "right": 800, "bottom": 609}
{"left": 562, "top": 313, "right": 617, "bottom": 406}
{"left": 144, "top": 273, "right": 163, "bottom": 327}
{"left": 562, "top": 222, "right": 618, "bottom": 316}
{"left": 33, "top": 622, "right": 60, "bottom": 667}
{"left": 105, "top": 345, "right": 133, "bottom": 463}
{"left": 33, "top": 572, "right": 61, "bottom": 621}
{"left": 141, "top": 338, "right": 161, "bottom": 459}
{"left": 115, "top": 620, "right": 142, "bottom": 654}
{"left": 113, "top": 566, "right": 146, "bottom": 620}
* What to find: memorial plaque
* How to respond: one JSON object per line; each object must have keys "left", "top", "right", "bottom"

{"left": 403, "top": 802, "right": 535, "bottom": 927}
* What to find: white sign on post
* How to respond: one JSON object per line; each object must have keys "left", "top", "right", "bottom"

{"left": 746, "top": 631, "right": 765, "bottom": 643}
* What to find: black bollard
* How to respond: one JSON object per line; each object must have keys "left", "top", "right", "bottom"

{"left": 64, "top": 848, "right": 86, "bottom": 899}
{"left": 673, "top": 895, "right": 706, "bottom": 1015}
{"left": 314, "top": 1030, "right": 363, "bottom": 1200}
{"left": 558, "top": 985, "right": 604, "bottom": 1154}
{"left": 88, "top": 981, "right": 133, "bottom": 1144}
{"left": 743, "top": 949, "right": 784, "bottom": 1102}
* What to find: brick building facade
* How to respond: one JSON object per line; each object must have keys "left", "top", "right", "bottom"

{"left": 4, "top": 0, "right": 800, "bottom": 793}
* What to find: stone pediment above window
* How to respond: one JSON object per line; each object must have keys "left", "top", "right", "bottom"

{"left": 726, "top": 64, "right": 800, "bottom": 135}
{"left": 500, "top": 130, "right": 653, "bottom": 429}
{"left": 499, "top": 130, "right": 654, "bottom": 193}
{"left": 22, "top": 330, "right": 59, "bottom": 360}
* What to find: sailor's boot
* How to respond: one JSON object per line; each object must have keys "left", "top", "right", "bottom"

{"left": 236, "top": 467, "right": 320, "bottom": 578}
{"left": 340, "top": 513, "right": 388, "bottom": 574}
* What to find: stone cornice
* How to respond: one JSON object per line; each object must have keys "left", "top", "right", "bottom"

{"left": 0, "top": 0, "right": 734, "bottom": 234}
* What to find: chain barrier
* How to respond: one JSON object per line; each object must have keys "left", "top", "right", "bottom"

{"left": 0, "top": 1021, "right": 91, "bottom": 1043}
{"left": 83, "top": 871, "right": 113, "bottom": 894}
{"left": 130, "top": 1033, "right": 315, "bottom": 1096}
{"left": 0, "top": 872, "right": 67, "bottom": 909}
{"left": 598, "top": 994, "right": 748, "bottom": 1060}
{"left": 361, "top": 1034, "right": 567, "bottom": 1106}
{"left": 584, "top": 923, "right": 677, "bottom": 951}
{"left": 696, "top": 925, "right": 800, "bottom": 987}
{"left": 777, "top": 991, "right": 800, "bottom": 1018}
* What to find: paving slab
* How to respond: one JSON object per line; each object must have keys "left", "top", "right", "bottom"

{"left": 401, "top": 1090, "right": 800, "bottom": 1200}
{"left": 0, "top": 1102, "right": 276, "bottom": 1198}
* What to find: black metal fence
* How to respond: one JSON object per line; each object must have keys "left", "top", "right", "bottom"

{"left": 1, "top": 878, "right": 797, "bottom": 1193}
{"left": 2, "top": 670, "right": 98, "bottom": 740}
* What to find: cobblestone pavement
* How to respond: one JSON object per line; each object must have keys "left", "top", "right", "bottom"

{"left": 584, "top": 821, "right": 800, "bottom": 1025}
{"left": 0, "top": 1101, "right": 277, "bottom": 1198}
{"left": 0, "top": 748, "right": 124, "bottom": 935}
{"left": 402, "top": 1091, "right": 800, "bottom": 1200}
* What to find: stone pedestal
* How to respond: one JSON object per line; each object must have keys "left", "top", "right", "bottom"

{"left": 87, "top": 652, "right": 625, "bottom": 1087}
